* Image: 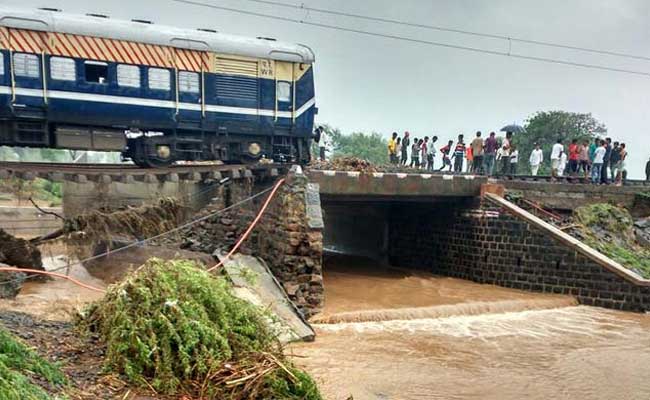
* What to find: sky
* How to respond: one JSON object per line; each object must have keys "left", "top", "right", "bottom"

{"left": 6, "top": 0, "right": 650, "bottom": 177}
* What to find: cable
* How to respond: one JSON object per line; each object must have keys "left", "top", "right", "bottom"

{"left": 0, "top": 178, "right": 283, "bottom": 295}
{"left": 0, "top": 267, "right": 106, "bottom": 293}
{"left": 240, "top": 0, "right": 650, "bottom": 62}
{"left": 207, "top": 178, "right": 285, "bottom": 272}
{"left": 169, "top": 0, "right": 650, "bottom": 78}
{"left": 0, "top": 184, "right": 277, "bottom": 286}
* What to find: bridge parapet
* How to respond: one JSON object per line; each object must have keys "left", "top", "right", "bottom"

{"left": 308, "top": 170, "right": 488, "bottom": 200}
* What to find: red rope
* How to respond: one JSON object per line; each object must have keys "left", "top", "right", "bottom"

{"left": 207, "top": 178, "right": 285, "bottom": 273}
{"left": 0, "top": 267, "right": 106, "bottom": 293}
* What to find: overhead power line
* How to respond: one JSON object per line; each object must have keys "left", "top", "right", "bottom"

{"left": 169, "top": 0, "right": 650, "bottom": 78}
{"left": 241, "top": 0, "right": 650, "bottom": 62}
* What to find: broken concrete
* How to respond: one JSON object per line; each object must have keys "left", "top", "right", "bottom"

{"left": 220, "top": 253, "right": 315, "bottom": 343}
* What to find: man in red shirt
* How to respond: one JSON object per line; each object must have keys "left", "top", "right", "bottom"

{"left": 568, "top": 139, "right": 580, "bottom": 176}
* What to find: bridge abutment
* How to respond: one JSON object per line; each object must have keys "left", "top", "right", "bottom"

{"left": 388, "top": 198, "right": 650, "bottom": 312}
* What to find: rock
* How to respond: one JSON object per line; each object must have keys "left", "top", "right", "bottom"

{"left": 0, "top": 265, "right": 25, "bottom": 299}
{"left": 283, "top": 283, "right": 300, "bottom": 297}
{"left": 0, "top": 229, "right": 46, "bottom": 280}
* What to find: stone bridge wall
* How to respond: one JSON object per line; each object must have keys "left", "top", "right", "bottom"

{"left": 256, "top": 169, "right": 324, "bottom": 318}
{"left": 389, "top": 200, "right": 650, "bottom": 312}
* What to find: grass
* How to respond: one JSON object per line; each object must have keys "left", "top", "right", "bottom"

{"left": 78, "top": 259, "right": 322, "bottom": 399}
{"left": 0, "top": 327, "right": 66, "bottom": 400}
{"left": 574, "top": 203, "right": 650, "bottom": 278}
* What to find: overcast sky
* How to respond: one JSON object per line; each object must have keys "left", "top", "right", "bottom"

{"left": 7, "top": 0, "right": 650, "bottom": 177}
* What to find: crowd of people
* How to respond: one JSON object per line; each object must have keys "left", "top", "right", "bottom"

{"left": 387, "top": 131, "right": 635, "bottom": 185}
{"left": 387, "top": 130, "right": 520, "bottom": 176}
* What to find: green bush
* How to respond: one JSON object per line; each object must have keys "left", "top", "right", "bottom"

{"left": 0, "top": 327, "right": 66, "bottom": 400}
{"left": 79, "top": 259, "right": 322, "bottom": 399}
{"left": 574, "top": 203, "right": 650, "bottom": 278}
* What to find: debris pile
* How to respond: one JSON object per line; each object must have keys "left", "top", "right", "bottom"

{"left": 572, "top": 203, "right": 650, "bottom": 278}
{"left": 64, "top": 198, "right": 185, "bottom": 243}
{"left": 310, "top": 156, "right": 427, "bottom": 174}
{"left": 78, "top": 259, "right": 322, "bottom": 399}
{"left": 0, "top": 326, "right": 67, "bottom": 399}
{"left": 0, "top": 229, "right": 43, "bottom": 270}
{"left": 0, "top": 229, "right": 47, "bottom": 298}
{"left": 310, "top": 157, "right": 379, "bottom": 173}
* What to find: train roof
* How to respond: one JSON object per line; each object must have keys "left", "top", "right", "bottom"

{"left": 0, "top": 6, "right": 315, "bottom": 64}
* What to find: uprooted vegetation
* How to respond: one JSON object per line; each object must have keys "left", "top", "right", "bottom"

{"left": 64, "top": 198, "right": 185, "bottom": 243}
{"left": 0, "top": 327, "right": 67, "bottom": 399}
{"left": 77, "top": 259, "right": 322, "bottom": 399}
{"left": 573, "top": 203, "right": 650, "bottom": 278}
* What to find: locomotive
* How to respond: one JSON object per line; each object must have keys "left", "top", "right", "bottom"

{"left": 0, "top": 7, "right": 317, "bottom": 167}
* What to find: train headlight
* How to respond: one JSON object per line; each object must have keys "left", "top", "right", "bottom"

{"left": 156, "top": 145, "right": 171, "bottom": 159}
{"left": 248, "top": 142, "right": 262, "bottom": 156}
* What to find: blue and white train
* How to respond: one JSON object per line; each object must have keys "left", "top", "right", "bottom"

{"left": 0, "top": 7, "right": 317, "bottom": 166}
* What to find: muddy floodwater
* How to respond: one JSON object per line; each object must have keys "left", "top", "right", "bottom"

{"left": 292, "top": 256, "right": 650, "bottom": 400}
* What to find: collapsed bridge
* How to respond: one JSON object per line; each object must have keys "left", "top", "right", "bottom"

{"left": 5, "top": 164, "right": 650, "bottom": 318}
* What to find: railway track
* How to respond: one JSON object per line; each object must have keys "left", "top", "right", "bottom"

{"left": 0, "top": 161, "right": 286, "bottom": 183}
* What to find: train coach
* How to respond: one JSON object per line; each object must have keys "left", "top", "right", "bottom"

{"left": 0, "top": 7, "right": 317, "bottom": 167}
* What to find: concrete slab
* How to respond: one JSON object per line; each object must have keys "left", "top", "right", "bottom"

{"left": 219, "top": 253, "right": 315, "bottom": 343}
{"left": 308, "top": 170, "right": 487, "bottom": 200}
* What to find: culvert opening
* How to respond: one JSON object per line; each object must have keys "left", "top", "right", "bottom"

{"left": 317, "top": 199, "right": 575, "bottom": 324}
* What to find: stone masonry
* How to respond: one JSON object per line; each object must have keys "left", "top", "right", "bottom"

{"left": 257, "top": 168, "right": 325, "bottom": 318}
{"left": 389, "top": 199, "right": 650, "bottom": 312}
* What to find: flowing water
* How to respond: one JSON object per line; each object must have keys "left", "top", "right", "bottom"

{"left": 292, "top": 256, "right": 650, "bottom": 400}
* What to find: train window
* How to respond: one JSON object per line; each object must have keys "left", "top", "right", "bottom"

{"left": 0, "top": 53, "right": 4, "bottom": 75}
{"left": 179, "top": 71, "right": 199, "bottom": 93}
{"left": 148, "top": 68, "right": 170, "bottom": 91}
{"left": 277, "top": 81, "right": 291, "bottom": 102}
{"left": 85, "top": 61, "right": 108, "bottom": 84}
{"left": 50, "top": 57, "right": 76, "bottom": 81}
{"left": 13, "top": 53, "right": 40, "bottom": 78}
{"left": 117, "top": 64, "right": 140, "bottom": 88}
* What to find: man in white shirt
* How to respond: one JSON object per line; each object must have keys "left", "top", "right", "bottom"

{"left": 550, "top": 138, "right": 564, "bottom": 179}
{"left": 529, "top": 143, "right": 544, "bottom": 176}
{"left": 317, "top": 126, "right": 329, "bottom": 161}
{"left": 558, "top": 151, "right": 568, "bottom": 177}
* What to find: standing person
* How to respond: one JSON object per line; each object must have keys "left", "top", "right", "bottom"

{"left": 601, "top": 138, "right": 612, "bottom": 184}
{"left": 427, "top": 136, "right": 438, "bottom": 171}
{"left": 616, "top": 143, "right": 627, "bottom": 186}
{"left": 421, "top": 137, "right": 429, "bottom": 170}
{"left": 529, "top": 143, "right": 544, "bottom": 176}
{"left": 388, "top": 132, "right": 398, "bottom": 164}
{"left": 395, "top": 138, "right": 402, "bottom": 165}
{"left": 509, "top": 145, "right": 519, "bottom": 176}
{"left": 401, "top": 132, "right": 410, "bottom": 166}
{"left": 496, "top": 144, "right": 509, "bottom": 175}
{"left": 466, "top": 145, "right": 474, "bottom": 173}
{"left": 316, "top": 126, "right": 329, "bottom": 161}
{"left": 410, "top": 137, "right": 419, "bottom": 168}
{"left": 610, "top": 141, "right": 621, "bottom": 182}
{"left": 579, "top": 140, "right": 590, "bottom": 178}
{"left": 646, "top": 157, "right": 650, "bottom": 182}
{"left": 483, "top": 132, "right": 498, "bottom": 176}
{"left": 568, "top": 139, "right": 580, "bottom": 176}
{"left": 470, "top": 131, "right": 484, "bottom": 174}
{"left": 589, "top": 137, "right": 599, "bottom": 164}
{"left": 558, "top": 150, "right": 568, "bottom": 177}
{"left": 592, "top": 140, "right": 606, "bottom": 184}
{"left": 439, "top": 140, "right": 453, "bottom": 172}
{"left": 452, "top": 135, "right": 466, "bottom": 173}
{"left": 550, "top": 138, "right": 564, "bottom": 179}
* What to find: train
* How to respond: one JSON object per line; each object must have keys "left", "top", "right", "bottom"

{"left": 0, "top": 7, "right": 317, "bottom": 167}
